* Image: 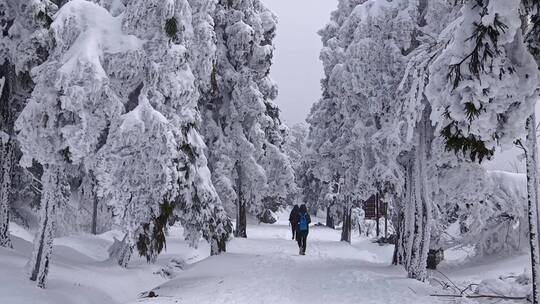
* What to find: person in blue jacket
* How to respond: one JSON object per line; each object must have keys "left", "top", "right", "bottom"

{"left": 296, "top": 204, "right": 311, "bottom": 255}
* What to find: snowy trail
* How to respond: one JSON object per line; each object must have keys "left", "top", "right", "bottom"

{"left": 7, "top": 221, "right": 527, "bottom": 304}
{"left": 133, "top": 224, "right": 440, "bottom": 304}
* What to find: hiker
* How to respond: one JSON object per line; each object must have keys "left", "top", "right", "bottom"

{"left": 289, "top": 205, "right": 299, "bottom": 240}
{"left": 296, "top": 204, "right": 311, "bottom": 255}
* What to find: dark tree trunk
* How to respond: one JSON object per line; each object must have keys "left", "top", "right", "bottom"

{"left": 234, "top": 161, "right": 247, "bottom": 238}
{"left": 340, "top": 205, "right": 351, "bottom": 243}
{"left": 0, "top": 64, "right": 33, "bottom": 248}
{"left": 375, "top": 193, "right": 380, "bottom": 237}
{"left": 89, "top": 171, "right": 98, "bottom": 235}
{"left": 392, "top": 211, "right": 404, "bottom": 266}
{"left": 235, "top": 199, "right": 247, "bottom": 238}
{"left": 384, "top": 203, "right": 388, "bottom": 239}
{"left": 326, "top": 205, "right": 335, "bottom": 229}
{"left": 91, "top": 196, "right": 98, "bottom": 235}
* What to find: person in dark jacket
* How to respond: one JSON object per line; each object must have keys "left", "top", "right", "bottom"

{"left": 296, "top": 204, "right": 311, "bottom": 255}
{"left": 289, "top": 205, "right": 299, "bottom": 240}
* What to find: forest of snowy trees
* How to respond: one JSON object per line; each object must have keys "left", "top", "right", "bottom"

{"left": 0, "top": 0, "right": 295, "bottom": 288}
{"left": 301, "top": 0, "right": 540, "bottom": 300}
{"left": 2, "top": 0, "right": 540, "bottom": 302}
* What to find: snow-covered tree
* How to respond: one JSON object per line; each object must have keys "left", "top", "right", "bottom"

{"left": 13, "top": 0, "right": 139, "bottom": 286}
{"left": 312, "top": 0, "right": 427, "bottom": 276}
{"left": 312, "top": 0, "right": 498, "bottom": 281}
{"left": 4, "top": 0, "right": 239, "bottom": 276}
{"left": 426, "top": 0, "right": 540, "bottom": 298}
{"left": 0, "top": 0, "right": 55, "bottom": 249}
{"left": 94, "top": 0, "right": 233, "bottom": 262}
{"left": 306, "top": 0, "right": 353, "bottom": 226}
{"left": 200, "top": 0, "right": 294, "bottom": 237}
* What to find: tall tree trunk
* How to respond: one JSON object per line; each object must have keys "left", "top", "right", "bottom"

{"left": 393, "top": 211, "right": 404, "bottom": 265}
{"left": 384, "top": 203, "right": 388, "bottom": 238}
{"left": 234, "top": 161, "right": 247, "bottom": 238}
{"left": 0, "top": 138, "right": 13, "bottom": 248}
{"left": 376, "top": 193, "right": 380, "bottom": 237}
{"left": 0, "top": 63, "right": 15, "bottom": 249}
{"left": 400, "top": 108, "right": 432, "bottom": 282}
{"left": 91, "top": 195, "right": 98, "bottom": 235}
{"left": 89, "top": 171, "right": 98, "bottom": 235}
{"left": 1, "top": 64, "right": 36, "bottom": 248}
{"left": 27, "top": 165, "right": 67, "bottom": 288}
{"left": 326, "top": 205, "right": 335, "bottom": 229}
{"left": 525, "top": 114, "right": 540, "bottom": 304}
{"left": 340, "top": 203, "right": 351, "bottom": 243}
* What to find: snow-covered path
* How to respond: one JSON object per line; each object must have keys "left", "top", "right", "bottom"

{"left": 134, "top": 224, "right": 440, "bottom": 304}
{"left": 13, "top": 219, "right": 533, "bottom": 304}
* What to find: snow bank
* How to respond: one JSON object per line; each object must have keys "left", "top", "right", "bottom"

{"left": 0, "top": 224, "right": 208, "bottom": 304}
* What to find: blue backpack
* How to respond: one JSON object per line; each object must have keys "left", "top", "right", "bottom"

{"left": 299, "top": 213, "right": 308, "bottom": 231}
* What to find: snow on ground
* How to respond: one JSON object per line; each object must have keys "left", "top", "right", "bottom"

{"left": 133, "top": 224, "right": 434, "bottom": 304}
{"left": 0, "top": 223, "right": 208, "bottom": 304}
{"left": 0, "top": 218, "right": 532, "bottom": 304}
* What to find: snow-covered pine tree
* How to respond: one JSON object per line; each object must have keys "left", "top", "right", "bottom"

{"left": 427, "top": 0, "right": 538, "bottom": 164}
{"left": 315, "top": 0, "right": 460, "bottom": 280}
{"left": 313, "top": 0, "right": 419, "bottom": 239}
{"left": 97, "top": 0, "right": 231, "bottom": 263}
{"left": 97, "top": 99, "right": 178, "bottom": 266}
{"left": 14, "top": 0, "right": 143, "bottom": 285}
{"left": 200, "top": 0, "right": 294, "bottom": 238}
{"left": 0, "top": 0, "right": 55, "bottom": 249}
{"left": 188, "top": 0, "right": 234, "bottom": 254}
{"left": 307, "top": 0, "right": 351, "bottom": 227}
{"left": 426, "top": 0, "right": 540, "bottom": 296}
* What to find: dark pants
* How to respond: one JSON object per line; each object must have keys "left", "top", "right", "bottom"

{"left": 291, "top": 224, "right": 297, "bottom": 240}
{"left": 297, "top": 230, "right": 308, "bottom": 253}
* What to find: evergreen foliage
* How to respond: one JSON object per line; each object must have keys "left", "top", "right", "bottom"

{"left": 136, "top": 201, "right": 175, "bottom": 263}
{"left": 165, "top": 17, "right": 178, "bottom": 39}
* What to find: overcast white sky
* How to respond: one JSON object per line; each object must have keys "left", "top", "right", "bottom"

{"left": 262, "top": 0, "right": 337, "bottom": 126}
{"left": 261, "top": 0, "right": 525, "bottom": 173}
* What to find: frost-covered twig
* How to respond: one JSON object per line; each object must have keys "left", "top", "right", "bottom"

{"left": 433, "top": 270, "right": 462, "bottom": 292}
{"left": 430, "top": 276, "right": 454, "bottom": 290}
{"left": 459, "top": 283, "right": 479, "bottom": 296}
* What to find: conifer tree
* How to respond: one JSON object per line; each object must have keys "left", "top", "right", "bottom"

{"left": 0, "top": 0, "right": 55, "bottom": 249}
{"left": 426, "top": 0, "right": 540, "bottom": 296}
{"left": 98, "top": 0, "right": 232, "bottom": 262}
{"left": 200, "top": 0, "right": 294, "bottom": 238}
